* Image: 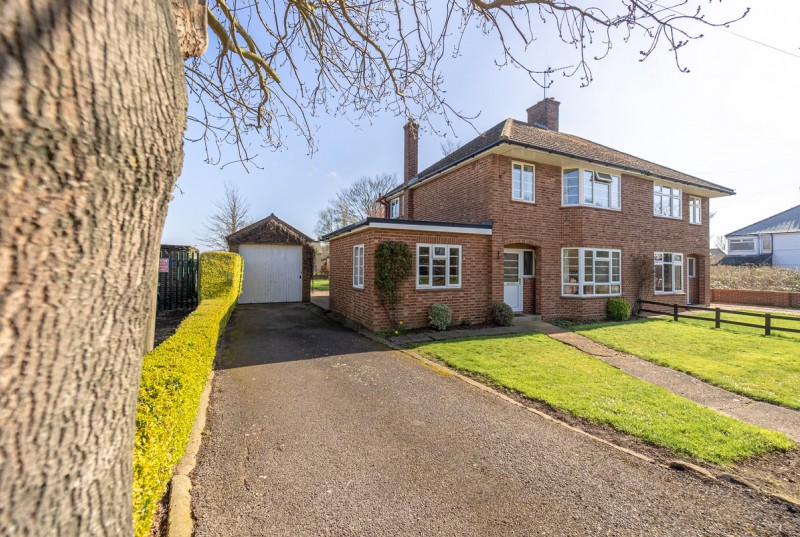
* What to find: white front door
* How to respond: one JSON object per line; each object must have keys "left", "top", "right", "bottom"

{"left": 503, "top": 250, "right": 523, "bottom": 312}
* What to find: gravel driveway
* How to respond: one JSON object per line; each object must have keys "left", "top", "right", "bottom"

{"left": 191, "top": 303, "right": 799, "bottom": 536}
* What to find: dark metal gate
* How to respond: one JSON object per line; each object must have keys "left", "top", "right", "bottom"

{"left": 157, "top": 245, "right": 199, "bottom": 310}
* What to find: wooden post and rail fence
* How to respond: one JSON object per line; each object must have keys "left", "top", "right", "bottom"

{"left": 637, "top": 299, "right": 800, "bottom": 337}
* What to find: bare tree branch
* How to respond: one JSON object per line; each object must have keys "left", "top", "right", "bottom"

{"left": 189, "top": 1, "right": 748, "bottom": 164}
{"left": 315, "top": 173, "right": 399, "bottom": 237}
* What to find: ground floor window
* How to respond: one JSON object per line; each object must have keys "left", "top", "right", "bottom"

{"left": 353, "top": 245, "right": 364, "bottom": 288}
{"left": 655, "top": 252, "right": 683, "bottom": 293}
{"left": 417, "top": 244, "right": 461, "bottom": 288}
{"left": 562, "top": 248, "right": 621, "bottom": 297}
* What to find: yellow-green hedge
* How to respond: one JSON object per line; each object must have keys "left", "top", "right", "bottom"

{"left": 133, "top": 252, "right": 243, "bottom": 536}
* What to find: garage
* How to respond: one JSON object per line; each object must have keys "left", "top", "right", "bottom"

{"left": 226, "top": 213, "right": 313, "bottom": 304}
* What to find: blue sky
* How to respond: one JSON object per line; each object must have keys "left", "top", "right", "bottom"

{"left": 162, "top": 1, "right": 800, "bottom": 249}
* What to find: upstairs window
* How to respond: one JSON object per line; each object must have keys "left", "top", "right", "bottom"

{"left": 353, "top": 245, "right": 364, "bottom": 288}
{"left": 390, "top": 198, "right": 400, "bottom": 219}
{"left": 729, "top": 238, "right": 755, "bottom": 252}
{"left": 654, "top": 185, "right": 682, "bottom": 219}
{"left": 512, "top": 162, "right": 535, "bottom": 202}
{"left": 654, "top": 252, "right": 683, "bottom": 293}
{"left": 562, "top": 168, "right": 620, "bottom": 209}
{"left": 417, "top": 244, "right": 461, "bottom": 288}
{"left": 689, "top": 197, "right": 701, "bottom": 224}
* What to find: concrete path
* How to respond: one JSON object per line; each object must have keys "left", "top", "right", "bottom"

{"left": 191, "top": 304, "right": 797, "bottom": 536}
{"left": 532, "top": 321, "right": 800, "bottom": 442}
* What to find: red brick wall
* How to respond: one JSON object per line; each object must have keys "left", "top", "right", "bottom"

{"left": 711, "top": 288, "right": 800, "bottom": 308}
{"left": 329, "top": 228, "right": 493, "bottom": 331}
{"left": 409, "top": 153, "right": 711, "bottom": 320}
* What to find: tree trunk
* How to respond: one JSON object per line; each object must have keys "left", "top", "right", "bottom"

{"left": 0, "top": 1, "right": 187, "bottom": 534}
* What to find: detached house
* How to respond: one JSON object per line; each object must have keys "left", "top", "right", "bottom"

{"left": 719, "top": 204, "right": 800, "bottom": 269}
{"left": 323, "top": 98, "right": 735, "bottom": 330}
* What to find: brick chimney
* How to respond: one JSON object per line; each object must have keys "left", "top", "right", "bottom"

{"left": 526, "top": 97, "right": 560, "bottom": 131}
{"left": 403, "top": 119, "right": 419, "bottom": 183}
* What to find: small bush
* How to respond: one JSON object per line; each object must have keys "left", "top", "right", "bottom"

{"left": 606, "top": 297, "right": 632, "bottom": 321}
{"left": 428, "top": 303, "right": 452, "bottom": 331}
{"left": 490, "top": 302, "right": 514, "bottom": 326}
{"left": 133, "top": 252, "right": 243, "bottom": 537}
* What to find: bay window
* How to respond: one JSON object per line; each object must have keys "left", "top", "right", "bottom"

{"left": 561, "top": 248, "right": 622, "bottom": 296}
{"left": 562, "top": 168, "right": 620, "bottom": 209}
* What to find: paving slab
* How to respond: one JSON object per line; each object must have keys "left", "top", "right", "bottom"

{"left": 191, "top": 304, "right": 798, "bottom": 536}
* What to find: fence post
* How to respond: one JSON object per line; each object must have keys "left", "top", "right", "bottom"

{"left": 765, "top": 313, "right": 771, "bottom": 336}
{"left": 673, "top": 303, "right": 678, "bottom": 321}
{"left": 715, "top": 308, "right": 721, "bottom": 329}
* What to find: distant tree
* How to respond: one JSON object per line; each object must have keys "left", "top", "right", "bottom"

{"left": 199, "top": 182, "right": 253, "bottom": 250}
{"left": 440, "top": 138, "right": 462, "bottom": 156}
{"left": 315, "top": 173, "right": 399, "bottom": 237}
{"left": 712, "top": 235, "right": 728, "bottom": 253}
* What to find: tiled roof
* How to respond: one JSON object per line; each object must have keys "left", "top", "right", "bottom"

{"left": 726, "top": 204, "right": 800, "bottom": 236}
{"left": 718, "top": 254, "right": 773, "bottom": 267}
{"left": 386, "top": 119, "right": 734, "bottom": 197}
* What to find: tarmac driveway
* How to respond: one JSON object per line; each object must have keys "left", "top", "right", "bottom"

{"left": 191, "top": 303, "right": 798, "bottom": 536}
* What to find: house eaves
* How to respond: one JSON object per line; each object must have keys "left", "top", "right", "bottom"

{"left": 321, "top": 217, "right": 493, "bottom": 241}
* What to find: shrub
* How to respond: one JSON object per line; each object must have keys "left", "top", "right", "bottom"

{"left": 133, "top": 252, "right": 243, "bottom": 537}
{"left": 428, "top": 303, "right": 452, "bottom": 331}
{"left": 711, "top": 265, "right": 800, "bottom": 292}
{"left": 490, "top": 302, "right": 514, "bottom": 326}
{"left": 374, "top": 241, "right": 413, "bottom": 326}
{"left": 606, "top": 297, "right": 632, "bottom": 321}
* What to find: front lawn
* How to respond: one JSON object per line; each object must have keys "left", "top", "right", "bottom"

{"left": 415, "top": 333, "right": 792, "bottom": 464}
{"left": 312, "top": 278, "right": 329, "bottom": 292}
{"left": 575, "top": 318, "right": 800, "bottom": 410}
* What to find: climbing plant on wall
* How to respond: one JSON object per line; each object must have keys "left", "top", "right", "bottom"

{"left": 374, "top": 241, "right": 413, "bottom": 327}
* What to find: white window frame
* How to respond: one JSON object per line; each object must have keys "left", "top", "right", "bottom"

{"left": 688, "top": 257, "right": 696, "bottom": 278}
{"left": 761, "top": 235, "right": 772, "bottom": 252}
{"left": 353, "top": 245, "right": 364, "bottom": 289}
{"left": 689, "top": 196, "right": 701, "bottom": 225}
{"left": 389, "top": 198, "right": 400, "bottom": 219}
{"left": 562, "top": 168, "right": 621, "bottom": 210}
{"left": 511, "top": 162, "right": 535, "bottom": 203}
{"left": 728, "top": 238, "right": 756, "bottom": 253}
{"left": 417, "top": 244, "right": 462, "bottom": 289}
{"left": 653, "top": 184, "right": 682, "bottom": 219}
{"left": 654, "top": 252, "right": 684, "bottom": 294}
{"left": 561, "top": 248, "right": 622, "bottom": 297}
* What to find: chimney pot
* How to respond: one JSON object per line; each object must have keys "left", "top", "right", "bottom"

{"left": 526, "top": 98, "right": 560, "bottom": 131}
{"left": 403, "top": 120, "right": 419, "bottom": 183}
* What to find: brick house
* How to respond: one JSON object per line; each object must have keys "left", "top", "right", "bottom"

{"left": 323, "top": 99, "right": 734, "bottom": 331}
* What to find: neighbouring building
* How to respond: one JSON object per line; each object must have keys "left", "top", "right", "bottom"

{"left": 719, "top": 204, "right": 800, "bottom": 269}
{"left": 323, "top": 98, "right": 735, "bottom": 331}
{"left": 226, "top": 214, "right": 313, "bottom": 304}
{"left": 311, "top": 241, "right": 330, "bottom": 275}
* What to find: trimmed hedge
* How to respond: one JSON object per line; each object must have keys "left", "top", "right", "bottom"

{"left": 133, "top": 252, "right": 243, "bottom": 536}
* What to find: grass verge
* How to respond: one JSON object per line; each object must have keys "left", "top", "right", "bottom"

{"left": 133, "top": 252, "right": 243, "bottom": 537}
{"left": 312, "top": 278, "right": 329, "bottom": 292}
{"left": 574, "top": 318, "right": 800, "bottom": 410}
{"left": 415, "top": 333, "right": 792, "bottom": 464}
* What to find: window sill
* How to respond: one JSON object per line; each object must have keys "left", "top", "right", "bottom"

{"left": 690, "top": 221, "right": 702, "bottom": 226}
{"left": 511, "top": 198, "right": 536, "bottom": 205}
{"left": 655, "top": 291, "right": 685, "bottom": 295}
{"left": 416, "top": 286, "right": 462, "bottom": 291}
{"left": 653, "top": 214, "right": 683, "bottom": 221}
{"left": 353, "top": 285, "right": 365, "bottom": 290}
{"left": 560, "top": 294, "right": 622, "bottom": 299}
{"left": 561, "top": 203, "right": 621, "bottom": 212}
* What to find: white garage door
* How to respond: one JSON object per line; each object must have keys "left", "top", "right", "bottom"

{"left": 239, "top": 244, "right": 303, "bottom": 303}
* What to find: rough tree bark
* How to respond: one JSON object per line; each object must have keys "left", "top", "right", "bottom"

{"left": 0, "top": 1, "right": 187, "bottom": 534}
